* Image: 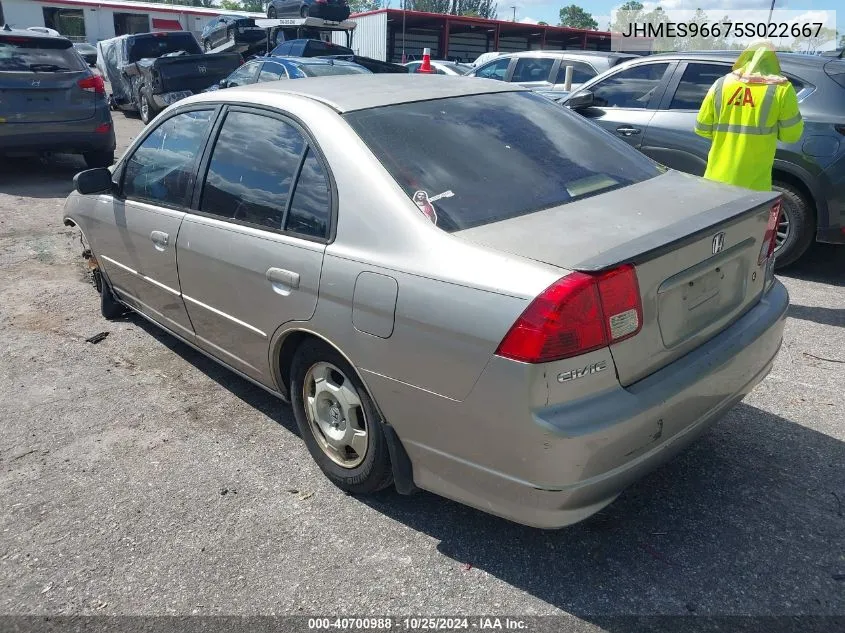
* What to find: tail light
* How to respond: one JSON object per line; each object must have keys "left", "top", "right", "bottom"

{"left": 78, "top": 75, "right": 105, "bottom": 95}
{"left": 495, "top": 264, "right": 643, "bottom": 364}
{"left": 835, "top": 125, "right": 845, "bottom": 136}
{"left": 94, "top": 122, "right": 111, "bottom": 134}
{"left": 758, "top": 200, "right": 781, "bottom": 266}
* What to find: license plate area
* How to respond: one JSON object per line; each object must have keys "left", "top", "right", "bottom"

{"left": 657, "top": 246, "right": 750, "bottom": 349}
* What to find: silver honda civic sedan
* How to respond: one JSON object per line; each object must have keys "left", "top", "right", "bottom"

{"left": 63, "top": 75, "right": 789, "bottom": 529}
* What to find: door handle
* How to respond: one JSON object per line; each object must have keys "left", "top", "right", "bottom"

{"left": 150, "top": 230, "right": 169, "bottom": 251}
{"left": 616, "top": 126, "right": 641, "bottom": 136}
{"left": 266, "top": 267, "right": 300, "bottom": 294}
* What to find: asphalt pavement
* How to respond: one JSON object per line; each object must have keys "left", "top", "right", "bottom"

{"left": 0, "top": 113, "right": 843, "bottom": 628}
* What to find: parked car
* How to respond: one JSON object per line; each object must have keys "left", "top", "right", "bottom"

{"left": 467, "top": 50, "right": 639, "bottom": 93}
{"left": 96, "top": 31, "right": 242, "bottom": 124}
{"left": 200, "top": 14, "right": 266, "bottom": 53}
{"left": 267, "top": 0, "right": 350, "bottom": 22}
{"left": 272, "top": 39, "right": 407, "bottom": 73}
{"left": 471, "top": 51, "right": 503, "bottom": 68}
{"left": 404, "top": 60, "right": 472, "bottom": 75}
{"left": 0, "top": 28, "right": 115, "bottom": 168}
{"left": 26, "top": 26, "right": 60, "bottom": 37}
{"left": 560, "top": 51, "right": 845, "bottom": 267}
{"left": 207, "top": 55, "right": 369, "bottom": 91}
{"left": 73, "top": 41, "right": 98, "bottom": 66}
{"left": 64, "top": 75, "right": 788, "bottom": 529}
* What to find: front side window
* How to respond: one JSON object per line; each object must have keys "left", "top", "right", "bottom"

{"left": 259, "top": 61, "right": 286, "bottom": 82}
{"left": 122, "top": 110, "right": 214, "bottom": 206}
{"left": 670, "top": 62, "right": 728, "bottom": 110}
{"left": 226, "top": 61, "right": 261, "bottom": 86}
{"left": 552, "top": 60, "right": 597, "bottom": 85}
{"left": 511, "top": 57, "right": 555, "bottom": 83}
{"left": 200, "top": 111, "right": 306, "bottom": 231}
{"left": 345, "top": 91, "right": 663, "bottom": 232}
{"left": 475, "top": 57, "right": 510, "bottom": 81}
{"left": 590, "top": 62, "right": 670, "bottom": 109}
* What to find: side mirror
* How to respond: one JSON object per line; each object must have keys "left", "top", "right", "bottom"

{"left": 74, "top": 168, "right": 114, "bottom": 195}
{"left": 564, "top": 89, "right": 595, "bottom": 110}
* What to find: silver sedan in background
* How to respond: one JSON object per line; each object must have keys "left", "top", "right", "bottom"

{"left": 63, "top": 76, "right": 788, "bottom": 528}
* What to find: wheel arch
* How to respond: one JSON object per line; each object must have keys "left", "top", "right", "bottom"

{"left": 771, "top": 163, "right": 824, "bottom": 228}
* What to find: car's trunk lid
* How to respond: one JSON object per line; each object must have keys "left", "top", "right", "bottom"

{"left": 0, "top": 70, "right": 95, "bottom": 123}
{"left": 140, "top": 52, "right": 242, "bottom": 94}
{"left": 457, "top": 170, "right": 780, "bottom": 386}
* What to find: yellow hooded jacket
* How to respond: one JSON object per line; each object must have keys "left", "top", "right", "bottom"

{"left": 695, "top": 44, "right": 804, "bottom": 191}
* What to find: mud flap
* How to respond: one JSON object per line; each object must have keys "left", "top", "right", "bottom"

{"left": 383, "top": 425, "right": 419, "bottom": 496}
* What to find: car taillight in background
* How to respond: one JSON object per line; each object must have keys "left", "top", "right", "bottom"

{"left": 495, "top": 264, "right": 643, "bottom": 364}
{"left": 78, "top": 75, "right": 105, "bottom": 95}
{"left": 758, "top": 199, "right": 781, "bottom": 266}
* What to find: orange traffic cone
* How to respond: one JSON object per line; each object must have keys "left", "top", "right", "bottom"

{"left": 418, "top": 47, "right": 434, "bottom": 74}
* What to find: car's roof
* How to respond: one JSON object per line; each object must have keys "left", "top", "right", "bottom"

{"left": 508, "top": 50, "right": 636, "bottom": 59}
{"left": 262, "top": 55, "right": 363, "bottom": 68}
{"left": 1, "top": 25, "right": 70, "bottom": 42}
{"left": 187, "top": 74, "right": 524, "bottom": 112}
{"left": 636, "top": 50, "right": 832, "bottom": 70}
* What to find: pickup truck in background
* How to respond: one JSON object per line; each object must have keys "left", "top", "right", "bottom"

{"left": 97, "top": 32, "right": 243, "bottom": 123}
{"left": 270, "top": 38, "right": 408, "bottom": 74}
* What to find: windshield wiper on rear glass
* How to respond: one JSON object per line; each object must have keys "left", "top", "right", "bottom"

{"left": 29, "top": 63, "right": 72, "bottom": 72}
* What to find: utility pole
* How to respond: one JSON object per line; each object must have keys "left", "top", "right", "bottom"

{"left": 767, "top": 0, "right": 776, "bottom": 24}
{"left": 511, "top": 6, "right": 517, "bottom": 21}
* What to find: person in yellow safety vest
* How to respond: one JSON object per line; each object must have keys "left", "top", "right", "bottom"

{"left": 695, "top": 40, "right": 804, "bottom": 192}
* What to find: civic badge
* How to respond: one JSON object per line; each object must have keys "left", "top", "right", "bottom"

{"left": 712, "top": 232, "right": 725, "bottom": 255}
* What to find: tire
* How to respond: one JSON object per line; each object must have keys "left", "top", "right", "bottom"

{"left": 203, "top": 39, "right": 211, "bottom": 52}
{"left": 139, "top": 91, "right": 155, "bottom": 125}
{"left": 772, "top": 180, "right": 815, "bottom": 269}
{"left": 300, "top": 5, "right": 309, "bottom": 18}
{"left": 83, "top": 150, "right": 114, "bottom": 168}
{"left": 290, "top": 340, "right": 393, "bottom": 495}
{"left": 268, "top": 6, "right": 277, "bottom": 18}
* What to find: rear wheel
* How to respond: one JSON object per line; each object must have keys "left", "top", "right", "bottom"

{"left": 290, "top": 340, "right": 393, "bottom": 494}
{"left": 300, "top": 5, "right": 309, "bottom": 18}
{"left": 139, "top": 91, "right": 156, "bottom": 124}
{"left": 203, "top": 38, "right": 212, "bottom": 52}
{"left": 83, "top": 150, "right": 114, "bottom": 168}
{"left": 772, "top": 180, "right": 815, "bottom": 268}
{"left": 268, "top": 6, "right": 277, "bottom": 18}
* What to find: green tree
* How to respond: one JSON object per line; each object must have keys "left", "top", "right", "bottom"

{"left": 349, "top": 0, "right": 382, "bottom": 12}
{"left": 558, "top": 5, "right": 598, "bottom": 30}
{"left": 611, "top": 0, "right": 644, "bottom": 34}
{"left": 791, "top": 26, "right": 837, "bottom": 53}
{"left": 538, "top": 21, "right": 548, "bottom": 26}
{"left": 219, "top": 0, "right": 244, "bottom": 10}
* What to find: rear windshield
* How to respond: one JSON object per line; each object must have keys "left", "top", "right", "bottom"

{"left": 0, "top": 36, "right": 86, "bottom": 72}
{"left": 235, "top": 18, "right": 257, "bottom": 28}
{"left": 128, "top": 34, "right": 201, "bottom": 62}
{"left": 301, "top": 63, "right": 369, "bottom": 76}
{"left": 306, "top": 41, "right": 353, "bottom": 56}
{"left": 344, "top": 91, "right": 663, "bottom": 232}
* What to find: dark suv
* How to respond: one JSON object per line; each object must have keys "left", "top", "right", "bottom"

{"left": 0, "top": 27, "right": 115, "bottom": 167}
{"left": 200, "top": 15, "right": 267, "bottom": 53}
{"left": 267, "top": 0, "right": 350, "bottom": 22}
{"left": 561, "top": 52, "right": 845, "bottom": 267}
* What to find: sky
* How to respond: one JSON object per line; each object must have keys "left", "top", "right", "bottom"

{"left": 503, "top": 0, "right": 842, "bottom": 45}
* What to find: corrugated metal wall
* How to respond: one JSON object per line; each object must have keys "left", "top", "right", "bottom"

{"left": 391, "top": 29, "right": 439, "bottom": 62}
{"left": 333, "top": 12, "right": 387, "bottom": 60}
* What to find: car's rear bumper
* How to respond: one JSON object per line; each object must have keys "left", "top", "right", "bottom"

{"left": 373, "top": 281, "right": 789, "bottom": 529}
{"left": 0, "top": 118, "right": 115, "bottom": 154}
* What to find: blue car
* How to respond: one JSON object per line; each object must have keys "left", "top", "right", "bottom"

{"left": 207, "top": 55, "right": 370, "bottom": 91}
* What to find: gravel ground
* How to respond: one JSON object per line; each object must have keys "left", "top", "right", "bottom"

{"left": 0, "top": 113, "right": 843, "bottom": 626}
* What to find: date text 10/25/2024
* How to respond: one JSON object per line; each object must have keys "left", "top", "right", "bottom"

{"left": 307, "top": 618, "right": 529, "bottom": 630}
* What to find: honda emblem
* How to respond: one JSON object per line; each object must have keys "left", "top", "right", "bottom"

{"left": 31, "top": 80, "right": 41, "bottom": 87}
{"left": 712, "top": 232, "right": 726, "bottom": 255}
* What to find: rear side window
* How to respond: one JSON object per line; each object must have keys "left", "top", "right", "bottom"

{"left": 511, "top": 57, "right": 555, "bottom": 83}
{"left": 286, "top": 148, "right": 331, "bottom": 238}
{"left": 552, "top": 60, "right": 597, "bottom": 85}
{"left": 591, "top": 62, "right": 670, "bottom": 109}
{"left": 305, "top": 40, "right": 353, "bottom": 56}
{"left": 122, "top": 110, "right": 214, "bottom": 207}
{"left": 345, "top": 91, "right": 663, "bottom": 232}
{"left": 669, "top": 62, "right": 728, "bottom": 110}
{"left": 300, "top": 63, "right": 369, "bottom": 76}
{"left": 200, "top": 111, "right": 327, "bottom": 235}
{"left": 0, "top": 36, "right": 86, "bottom": 71}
